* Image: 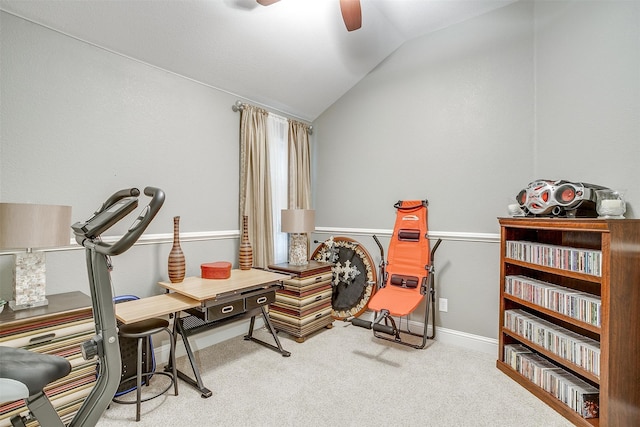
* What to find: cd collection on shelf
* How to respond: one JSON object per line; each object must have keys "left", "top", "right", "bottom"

{"left": 504, "top": 309, "right": 600, "bottom": 376}
{"left": 499, "top": 218, "right": 640, "bottom": 426}
{"left": 504, "top": 344, "right": 599, "bottom": 419}
{"left": 505, "top": 240, "right": 602, "bottom": 276}
{"left": 504, "top": 275, "right": 601, "bottom": 326}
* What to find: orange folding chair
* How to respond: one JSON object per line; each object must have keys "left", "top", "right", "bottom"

{"left": 351, "top": 200, "right": 442, "bottom": 349}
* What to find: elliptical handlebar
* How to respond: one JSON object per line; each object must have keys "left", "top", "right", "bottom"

{"left": 105, "top": 186, "right": 164, "bottom": 256}
{"left": 96, "top": 188, "right": 141, "bottom": 216}
{"left": 72, "top": 186, "right": 165, "bottom": 256}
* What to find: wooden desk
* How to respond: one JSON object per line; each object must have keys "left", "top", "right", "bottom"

{"left": 115, "top": 293, "right": 199, "bottom": 324}
{"left": 114, "top": 269, "right": 288, "bottom": 324}
{"left": 158, "top": 269, "right": 289, "bottom": 301}
{"left": 157, "top": 269, "right": 292, "bottom": 397}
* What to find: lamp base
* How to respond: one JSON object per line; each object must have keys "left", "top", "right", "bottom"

{"left": 288, "top": 233, "right": 309, "bottom": 266}
{"left": 9, "top": 298, "right": 49, "bottom": 311}
{"left": 11, "top": 252, "right": 49, "bottom": 310}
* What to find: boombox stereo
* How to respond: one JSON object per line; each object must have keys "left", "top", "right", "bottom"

{"left": 516, "top": 180, "right": 608, "bottom": 217}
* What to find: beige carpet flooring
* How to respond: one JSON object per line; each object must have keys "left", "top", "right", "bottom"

{"left": 97, "top": 321, "right": 574, "bottom": 427}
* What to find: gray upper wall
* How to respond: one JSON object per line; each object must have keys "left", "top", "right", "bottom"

{"left": 0, "top": 12, "right": 244, "bottom": 299}
{"left": 535, "top": 0, "right": 640, "bottom": 197}
{"left": 314, "top": 0, "right": 639, "bottom": 232}
{"left": 0, "top": 13, "right": 241, "bottom": 234}
{"left": 314, "top": 1, "right": 535, "bottom": 234}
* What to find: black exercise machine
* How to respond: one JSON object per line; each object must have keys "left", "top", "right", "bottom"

{"left": 0, "top": 187, "right": 164, "bottom": 426}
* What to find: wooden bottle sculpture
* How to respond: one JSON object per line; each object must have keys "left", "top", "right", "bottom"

{"left": 239, "top": 215, "right": 253, "bottom": 270}
{"left": 168, "top": 216, "right": 186, "bottom": 283}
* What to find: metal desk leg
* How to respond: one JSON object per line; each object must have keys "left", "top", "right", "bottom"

{"left": 244, "top": 306, "right": 291, "bottom": 357}
{"left": 174, "top": 317, "right": 212, "bottom": 398}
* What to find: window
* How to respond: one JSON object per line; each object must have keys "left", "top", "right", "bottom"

{"left": 267, "top": 113, "right": 289, "bottom": 264}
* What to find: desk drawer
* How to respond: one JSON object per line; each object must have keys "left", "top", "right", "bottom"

{"left": 245, "top": 289, "right": 276, "bottom": 310}
{"left": 206, "top": 299, "right": 245, "bottom": 321}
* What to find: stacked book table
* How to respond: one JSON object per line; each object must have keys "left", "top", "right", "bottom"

{"left": 0, "top": 292, "right": 97, "bottom": 425}
{"left": 268, "top": 261, "right": 334, "bottom": 342}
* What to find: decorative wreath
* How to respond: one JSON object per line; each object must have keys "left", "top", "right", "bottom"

{"left": 311, "top": 236, "right": 377, "bottom": 320}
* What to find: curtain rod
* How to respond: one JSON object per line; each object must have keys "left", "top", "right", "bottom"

{"left": 232, "top": 100, "right": 313, "bottom": 135}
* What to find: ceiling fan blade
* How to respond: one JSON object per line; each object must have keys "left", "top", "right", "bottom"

{"left": 339, "top": 0, "right": 362, "bottom": 32}
{"left": 257, "top": 0, "right": 280, "bottom": 5}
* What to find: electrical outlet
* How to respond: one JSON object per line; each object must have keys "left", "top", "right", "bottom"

{"left": 439, "top": 298, "right": 448, "bottom": 312}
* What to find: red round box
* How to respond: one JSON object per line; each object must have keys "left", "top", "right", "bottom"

{"left": 201, "top": 261, "right": 232, "bottom": 279}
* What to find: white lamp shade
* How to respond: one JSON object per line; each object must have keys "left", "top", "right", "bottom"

{"left": 0, "top": 203, "right": 72, "bottom": 249}
{"left": 281, "top": 209, "right": 315, "bottom": 233}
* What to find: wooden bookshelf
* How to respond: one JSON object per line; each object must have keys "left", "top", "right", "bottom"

{"left": 497, "top": 217, "right": 640, "bottom": 426}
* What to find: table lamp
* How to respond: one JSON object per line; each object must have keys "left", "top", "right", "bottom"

{"left": 281, "top": 209, "right": 315, "bottom": 266}
{"left": 0, "top": 203, "right": 72, "bottom": 310}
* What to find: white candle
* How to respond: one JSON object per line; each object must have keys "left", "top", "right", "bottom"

{"left": 601, "top": 199, "right": 623, "bottom": 208}
{"left": 599, "top": 199, "right": 625, "bottom": 215}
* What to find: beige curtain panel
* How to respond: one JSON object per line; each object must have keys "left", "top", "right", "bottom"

{"left": 288, "top": 120, "right": 312, "bottom": 210}
{"left": 239, "top": 105, "right": 274, "bottom": 268}
{"left": 288, "top": 120, "right": 313, "bottom": 256}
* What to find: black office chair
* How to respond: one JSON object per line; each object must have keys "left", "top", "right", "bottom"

{"left": 112, "top": 295, "right": 178, "bottom": 422}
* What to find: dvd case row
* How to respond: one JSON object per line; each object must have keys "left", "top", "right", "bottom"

{"left": 505, "top": 275, "right": 601, "bottom": 326}
{"left": 504, "top": 309, "right": 600, "bottom": 376}
{"left": 504, "top": 344, "right": 599, "bottom": 419}
{"left": 505, "top": 240, "right": 602, "bottom": 276}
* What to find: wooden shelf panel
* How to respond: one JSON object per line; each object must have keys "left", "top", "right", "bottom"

{"left": 496, "top": 360, "right": 599, "bottom": 427}
{"left": 502, "top": 294, "right": 601, "bottom": 335}
{"left": 504, "top": 258, "right": 602, "bottom": 283}
{"left": 500, "top": 328, "right": 600, "bottom": 384}
{"left": 498, "top": 217, "right": 626, "bottom": 231}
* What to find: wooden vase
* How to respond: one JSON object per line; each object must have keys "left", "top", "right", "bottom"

{"left": 239, "top": 215, "right": 253, "bottom": 270}
{"left": 168, "top": 216, "right": 186, "bottom": 283}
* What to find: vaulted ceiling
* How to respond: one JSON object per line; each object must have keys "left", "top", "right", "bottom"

{"left": 0, "top": 0, "right": 515, "bottom": 121}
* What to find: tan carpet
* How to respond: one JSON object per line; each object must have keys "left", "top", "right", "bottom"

{"left": 97, "top": 321, "right": 574, "bottom": 427}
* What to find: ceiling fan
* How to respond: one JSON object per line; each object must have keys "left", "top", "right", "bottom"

{"left": 256, "top": 0, "right": 362, "bottom": 32}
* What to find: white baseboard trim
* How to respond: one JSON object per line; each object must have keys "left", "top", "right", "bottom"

{"left": 433, "top": 326, "right": 498, "bottom": 356}
{"left": 357, "top": 310, "right": 498, "bottom": 356}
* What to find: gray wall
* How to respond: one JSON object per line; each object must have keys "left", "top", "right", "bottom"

{"left": 1, "top": 1, "right": 639, "bottom": 344}
{"left": 313, "top": 0, "right": 640, "bottom": 340}
{"left": 535, "top": 0, "right": 640, "bottom": 197}
{"left": 0, "top": 12, "right": 242, "bottom": 299}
